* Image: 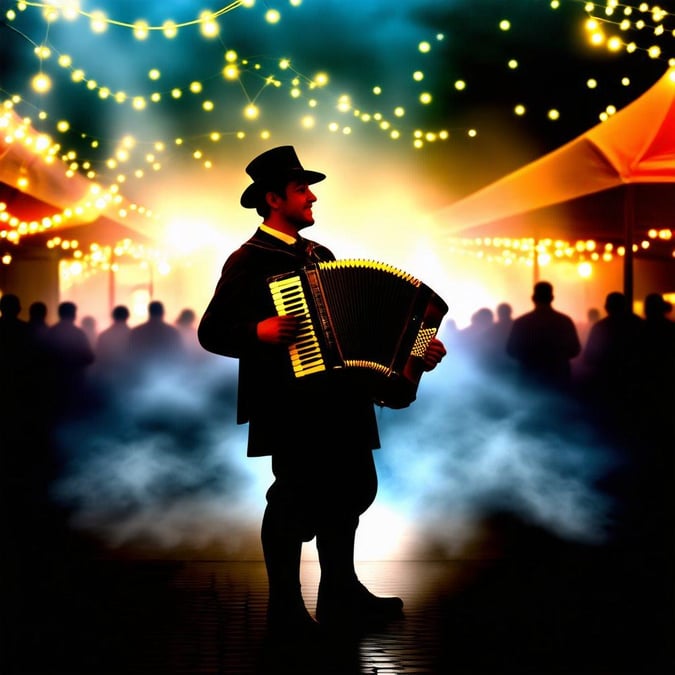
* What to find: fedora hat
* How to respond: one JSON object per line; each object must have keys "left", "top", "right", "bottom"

{"left": 240, "top": 145, "right": 326, "bottom": 208}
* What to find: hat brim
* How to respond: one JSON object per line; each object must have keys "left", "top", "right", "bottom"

{"left": 240, "top": 169, "right": 326, "bottom": 208}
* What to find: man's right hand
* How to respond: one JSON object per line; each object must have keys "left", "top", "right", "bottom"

{"left": 257, "top": 315, "right": 300, "bottom": 344}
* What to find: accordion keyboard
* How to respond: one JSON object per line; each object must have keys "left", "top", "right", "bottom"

{"left": 269, "top": 274, "right": 327, "bottom": 377}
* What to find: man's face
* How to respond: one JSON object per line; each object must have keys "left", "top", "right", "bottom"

{"left": 279, "top": 180, "right": 317, "bottom": 230}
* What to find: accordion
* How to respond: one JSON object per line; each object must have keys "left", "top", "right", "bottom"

{"left": 268, "top": 259, "right": 449, "bottom": 408}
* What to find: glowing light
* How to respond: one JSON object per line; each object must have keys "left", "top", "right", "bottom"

{"left": 31, "top": 73, "right": 51, "bottom": 93}
{"left": 337, "top": 95, "right": 351, "bottom": 113}
{"left": 265, "top": 9, "right": 281, "bottom": 24}
{"left": 577, "top": 261, "right": 593, "bottom": 278}
{"left": 608, "top": 36, "right": 623, "bottom": 51}
{"left": 314, "top": 72, "right": 329, "bottom": 87}
{"left": 200, "top": 12, "right": 220, "bottom": 37}
{"left": 90, "top": 11, "right": 107, "bottom": 33}
{"left": 244, "top": 103, "right": 259, "bottom": 119}
{"left": 133, "top": 21, "right": 149, "bottom": 40}
{"left": 223, "top": 64, "right": 239, "bottom": 80}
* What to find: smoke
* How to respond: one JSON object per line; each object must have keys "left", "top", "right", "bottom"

{"left": 373, "top": 348, "right": 618, "bottom": 556}
{"left": 50, "top": 354, "right": 271, "bottom": 557}
{"left": 49, "top": 345, "right": 618, "bottom": 560}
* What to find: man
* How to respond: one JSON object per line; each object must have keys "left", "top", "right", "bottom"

{"left": 128, "top": 300, "right": 185, "bottom": 369}
{"left": 46, "top": 301, "right": 96, "bottom": 418}
{"left": 94, "top": 305, "right": 132, "bottom": 382}
{"left": 198, "top": 146, "right": 446, "bottom": 637}
{"left": 582, "top": 291, "right": 644, "bottom": 391}
{"left": 506, "top": 281, "right": 581, "bottom": 391}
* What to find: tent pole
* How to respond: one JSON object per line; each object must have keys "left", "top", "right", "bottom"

{"left": 623, "top": 185, "right": 635, "bottom": 308}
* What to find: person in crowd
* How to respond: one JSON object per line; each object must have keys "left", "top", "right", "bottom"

{"left": 128, "top": 300, "right": 185, "bottom": 368}
{"left": 506, "top": 281, "right": 581, "bottom": 391}
{"left": 198, "top": 145, "right": 446, "bottom": 638}
{"left": 0, "top": 294, "right": 32, "bottom": 405}
{"left": 456, "top": 307, "right": 494, "bottom": 369}
{"left": 25, "top": 301, "right": 53, "bottom": 398}
{"left": 484, "top": 301, "right": 516, "bottom": 377}
{"left": 45, "top": 301, "right": 96, "bottom": 418}
{"left": 635, "top": 293, "right": 675, "bottom": 543}
{"left": 94, "top": 304, "right": 132, "bottom": 382}
{"left": 27, "top": 301, "right": 50, "bottom": 342}
{"left": 174, "top": 307, "right": 204, "bottom": 361}
{"left": 639, "top": 292, "right": 675, "bottom": 403}
{"left": 582, "top": 291, "right": 644, "bottom": 405}
{"left": 80, "top": 315, "right": 98, "bottom": 350}
{"left": 577, "top": 306, "right": 601, "bottom": 347}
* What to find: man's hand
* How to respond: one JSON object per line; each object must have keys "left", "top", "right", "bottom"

{"left": 257, "top": 315, "right": 300, "bottom": 344}
{"left": 422, "top": 337, "right": 447, "bottom": 371}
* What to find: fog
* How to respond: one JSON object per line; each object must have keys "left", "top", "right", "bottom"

{"left": 48, "top": 342, "right": 618, "bottom": 561}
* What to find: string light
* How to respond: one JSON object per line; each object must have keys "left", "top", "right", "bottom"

{"left": 446, "top": 233, "right": 675, "bottom": 271}
{"left": 2, "top": 0, "right": 674, "bottom": 287}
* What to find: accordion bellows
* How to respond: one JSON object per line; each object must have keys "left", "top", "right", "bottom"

{"left": 268, "top": 259, "right": 449, "bottom": 408}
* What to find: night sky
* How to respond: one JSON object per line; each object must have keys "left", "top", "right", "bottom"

{"left": 2, "top": 0, "right": 671, "bottom": 207}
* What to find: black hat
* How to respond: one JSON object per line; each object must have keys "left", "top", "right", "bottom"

{"left": 240, "top": 145, "right": 326, "bottom": 208}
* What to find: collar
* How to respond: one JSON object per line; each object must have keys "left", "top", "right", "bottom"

{"left": 260, "top": 224, "right": 297, "bottom": 246}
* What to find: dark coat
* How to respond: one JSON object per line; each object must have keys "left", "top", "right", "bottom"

{"left": 198, "top": 228, "right": 380, "bottom": 457}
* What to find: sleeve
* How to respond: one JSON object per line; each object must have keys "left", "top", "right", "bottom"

{"left": 197, "top": 248, "right": 263, "bottom": 358}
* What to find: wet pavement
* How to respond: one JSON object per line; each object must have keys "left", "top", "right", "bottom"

{"left": 2, "top": 511, "right": 673, "bottom": 675}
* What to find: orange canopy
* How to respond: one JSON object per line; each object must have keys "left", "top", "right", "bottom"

{"left": 437, "top": 67, "right": 675, "bottom": 242}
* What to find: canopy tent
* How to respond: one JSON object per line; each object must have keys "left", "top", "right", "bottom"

{"left": 0, "top": 108, "right": 162, "bottom": 314}
{"left": 0, "top": 108, "right": 160, "bottom": 247}
{"left": 436, "top": 67, "right": 675, "bottom": 301}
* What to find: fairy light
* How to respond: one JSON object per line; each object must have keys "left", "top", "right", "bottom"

{"left": 1, "top": 0, "right": 673, "bottom": 281}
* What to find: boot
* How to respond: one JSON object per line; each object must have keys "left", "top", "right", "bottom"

{"left": 262, "top": 506, "right": 320, "bottom": 640}
{"left": 315, "top": 523, "right": 403, "bottom": 628}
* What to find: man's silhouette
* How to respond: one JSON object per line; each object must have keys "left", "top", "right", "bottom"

{"left": 506, "top": 281, "right": 581, "bottom": 391}
{"left": 198, "top": 145, "right": 446, "bottom": 638}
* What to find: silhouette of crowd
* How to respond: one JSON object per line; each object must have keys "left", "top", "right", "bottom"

{"left": 444, "top": 282, "right": 674, "bottom": 555}
{"left": 2, "top": 287, "right": 672, "bottom": 544}
{"left": 0, "top": 297, "right": 207, "bottom": 511}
